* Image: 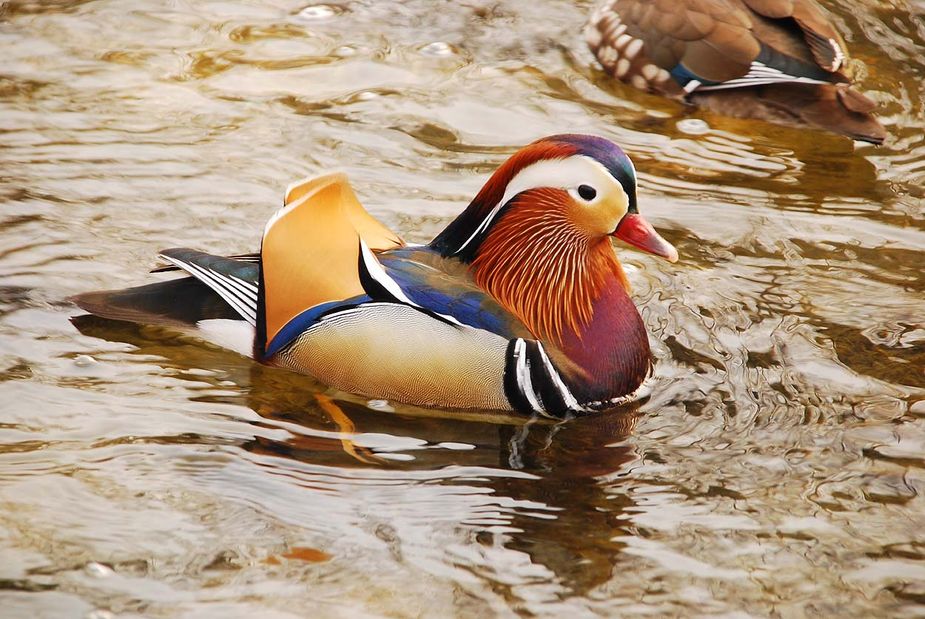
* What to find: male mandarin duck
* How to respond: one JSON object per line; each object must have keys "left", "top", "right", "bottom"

{"left": 585, "top": 0, "right": 887, "bottom": 143}
{"left": 72, "top": 135, "right": 678, "bottom": 417}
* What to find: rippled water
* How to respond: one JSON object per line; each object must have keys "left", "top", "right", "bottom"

{"left": 1, "top": 0, "right": 924, "bottom": 616}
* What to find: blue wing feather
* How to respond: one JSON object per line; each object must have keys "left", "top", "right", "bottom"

{"left": 378, "top": 247, "right": 525, "bottom": 339}
{"left": 265, "top": 246, "right": 527, "bottom": 356}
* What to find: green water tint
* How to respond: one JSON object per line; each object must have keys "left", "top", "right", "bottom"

{"left": 1, "top": 0, "right": 924, "bottom": 616}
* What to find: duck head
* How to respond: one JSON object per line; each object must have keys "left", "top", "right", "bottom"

{"left": 431, "top": 134, "right": 676, "bottom": 346}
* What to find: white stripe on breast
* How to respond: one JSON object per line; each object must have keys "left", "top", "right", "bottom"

{"left": 535, "top": 342, "right": 588, "bottom": 413}
{"left": 514, "top": 339, "right": 549, "bottom": 417}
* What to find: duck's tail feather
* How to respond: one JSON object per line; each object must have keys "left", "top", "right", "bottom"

{"left": 155, "top": 248, "right": 259, "bottom": 326}
{"left": 69, "top": 276, "right": 242, "bottom": 328}
{"left": 150, "top": 251, "right": 260, "bottom": 273}
{"left": 70, "top": 249, "right": 261, "bottom": 328}
{"left": 762, "top": 82, "right": 886, "bottom": 144}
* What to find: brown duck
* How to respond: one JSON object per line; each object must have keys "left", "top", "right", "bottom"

{"left": 585, "top": 0, "right": 886, "bottom": 143}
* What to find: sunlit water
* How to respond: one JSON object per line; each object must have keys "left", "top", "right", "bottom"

{"left": 1, "top": 0, "right": 924, "bottom": 616}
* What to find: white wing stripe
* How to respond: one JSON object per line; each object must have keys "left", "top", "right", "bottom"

{"left": 693, "top": 61, "right": 828, "bottom": 92}
{"left": 359, "top": 240, "right": 465, "bottom": 327}
{"left": 205, "top": 267, "right": 258, "bottom": 302}
{"left": 829, "top": 38, "right": 845, "bottom": 71}
{"left": 184, "top": 263, "right": 257, "bottom": 325}
{"left": 159, "top": 256, "right": 257, "bottom": 325}
{"left": 184, "top": 262, "right": 257, "bottom": 307}
{"left": 359, "top": 240, "right": 418, "bottom": 307}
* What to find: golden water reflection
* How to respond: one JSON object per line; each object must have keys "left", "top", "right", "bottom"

{"left": 1, "top": 0, "right": 924, "bottom": 616}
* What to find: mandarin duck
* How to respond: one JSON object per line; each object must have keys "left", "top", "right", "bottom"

{"left": 585, "top": 0, "right": 886, "bottom": 143}
{"left": 72, "top": 135, "right": 678, "bottom": 417}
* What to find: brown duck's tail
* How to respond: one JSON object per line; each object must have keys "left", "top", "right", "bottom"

{"left": 692, "top": 82, "right": 886, "bottom": 144}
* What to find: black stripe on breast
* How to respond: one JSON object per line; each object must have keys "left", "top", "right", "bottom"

{"left": 524, "top": 340, "right": 570, "bottom": 418}
{"left": 503, "top": 339, "right": 536, "bottom": 415}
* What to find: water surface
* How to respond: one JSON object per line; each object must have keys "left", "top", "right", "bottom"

{"left": 2, "top": 0, "right": 924, "bottom": 616}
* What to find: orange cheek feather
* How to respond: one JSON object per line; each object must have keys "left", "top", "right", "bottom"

{"left": 471, "top": 188, "right": 630, "bottom": 346}
{"left": 569, "top": 192, "right": 627, "bottom": 237}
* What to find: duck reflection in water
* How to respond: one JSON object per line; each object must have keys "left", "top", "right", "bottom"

{"left": 72, "top": 313, "right": 646, "bottom": 595}
{"left": 246, "top": 377, "right": 644, "bottom": 596}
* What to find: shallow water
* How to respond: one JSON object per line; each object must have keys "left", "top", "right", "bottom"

{"left": 1, "top": 0, "right": 924, "bottom": 616}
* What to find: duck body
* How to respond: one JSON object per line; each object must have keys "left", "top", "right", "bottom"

{"left": 586, "top": 0, "right": 886, "bottom": 143}
{"left": 72, "top": 135, "right": 677, "bottom": 417}
{"left": 266, "top": 245, "right": 638, "bottom": 413}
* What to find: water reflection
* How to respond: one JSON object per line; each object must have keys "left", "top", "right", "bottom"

{"left": 71, "top": 313, "right": 643, "bottom": 598}
{"left": 3, "top": 0, "right": 925, "bottom": 615}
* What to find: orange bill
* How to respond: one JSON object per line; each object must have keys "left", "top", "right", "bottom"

{"left": 612, "top": 213, "right": 678, "bottom": 263}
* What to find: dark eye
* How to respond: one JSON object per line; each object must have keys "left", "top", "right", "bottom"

{"left": 578, "top": 184, "right": 597, "bottom": 201}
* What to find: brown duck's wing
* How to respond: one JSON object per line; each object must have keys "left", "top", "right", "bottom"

{"left": 587, "top": 0, "right": 884, "bottom": 141}
{"left": 587, "top": 0, "right": 759, "bottom": 89}
{"left": 743, "top": 0, "right": 850, "bottom": 74}
{"left": 260, "top": 173, "right": 404, "bottom": 349}
{"left": 587, "top": 0, "right": 853, "bottom": 92}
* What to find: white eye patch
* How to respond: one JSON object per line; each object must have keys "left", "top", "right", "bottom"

{"left": 454, "top": 153, "right": 631, "bottom": 254}
{"left": 500, "top": 155, "right": 624, "bottom": 207}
